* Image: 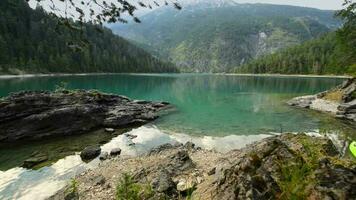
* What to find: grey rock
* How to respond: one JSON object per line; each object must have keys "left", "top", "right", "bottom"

{"left": 176, "top": 178, "right": 197, "bottom": 193}
{"left": 110, "top": 148, "right": 121, "bottom": 156}
{"left": 99, "top": 152, "right": 109, "bottom": 160}
{"left": 314, "top": 164, "right": 356, "bottom": 199}
{"left": 208, "top": 134, "right": 356, "bottom": 200}
{"left": 207, "top": 167, "right": 216, "bottom": 176}
{"left": 151, "top": 169, "right": 176, "bottom": 194}
{"left": 167, "top": 150, "right": 194, "bottom": 173}
{"left": 0, "top": 90, "right": 170, "bottom": 142}
{"left": 287, "top": 95, "right": 316, "bottom": 108}
{"left": 80, "top": 146, "right": 101, "bottom": 161}
{"left": 149, "top": 143, "right": 176, "bottom": 155}
{"left": 183, "top": 141, "right": 195, "bottom": 150}
{"left": 92, "top": 175, "right": 106, "bottom": 185}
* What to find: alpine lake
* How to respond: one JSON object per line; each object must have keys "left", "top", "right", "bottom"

{"left": 0, "top": 74, "right": 355, "bottom": 199}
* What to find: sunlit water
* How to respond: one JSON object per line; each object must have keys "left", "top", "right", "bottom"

{"left": 0, "top": 74, "right": 355, "bottom": 199}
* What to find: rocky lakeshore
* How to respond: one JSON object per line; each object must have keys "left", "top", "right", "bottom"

{"left": 288, "top": 78, "right": 356, "bottom": 122}
{"left": 50, "top": 133, "right": 355, "bottom": 200}
{"left": 0, "top": 90, "right": 170, "bottom": 142}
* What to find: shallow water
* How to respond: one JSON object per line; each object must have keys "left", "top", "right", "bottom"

{"left": 0, "top": 74, "right": 355, "bottom": 199}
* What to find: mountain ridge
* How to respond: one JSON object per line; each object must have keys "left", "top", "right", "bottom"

{"left": 110, "top": 3, "right": 341, "bottom": 72}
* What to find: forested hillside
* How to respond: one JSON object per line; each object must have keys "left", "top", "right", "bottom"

{"left": 0, "top": 0, "right": 177, "bottom": 74}
{"left": 111, "top": 1, "right": 340, "bottom": 72}
{"left": 235, "top": 1, "right": 356, "bottom": 76}
{"left": 235, "top": 32, "right": 355, "bottom": 75}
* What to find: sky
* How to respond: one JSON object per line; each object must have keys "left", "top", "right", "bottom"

{"left": 28, "top": 0, "right": 347, "bottom": 20}
{"left": 29, "top": 0, "right": 347, "bottom": 11}
{"left": 233, "top": 0, "right": 345, "bottom": 10}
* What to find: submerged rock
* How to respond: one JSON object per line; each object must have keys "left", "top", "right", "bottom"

{"left": 22, "top": 153, "right": 48, "bottom": 168}
{"left": 0, "top": 90, "right": 170, "bottom": 142}
{"left": 80, "top": 146, "right": 101, "bottom": 161}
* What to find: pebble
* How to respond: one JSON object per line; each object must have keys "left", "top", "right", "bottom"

{"left": 105, "top": 128, "right": 115, "bottom": 133}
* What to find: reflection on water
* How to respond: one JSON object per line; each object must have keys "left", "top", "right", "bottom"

{"left": 0, "top": 74, "right": 355, "bottom": 199}
{"left": 0, "top": 74, "right": 349, "bottom": 137}
{"left": 0, "top": 125, "right": 351, "bottom": 200}
{"left": 0, "top": 129, "right": 128, "bottom": 171}
{"left": 0, "top": 126, "right": 276, "bottom": 200}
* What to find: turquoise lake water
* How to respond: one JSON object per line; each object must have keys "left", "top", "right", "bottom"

{"left": 0, "top": 74, "right": 352, "bottom": 137}
{"left": 1, "top": 74, "right": 356, "bottom": 198}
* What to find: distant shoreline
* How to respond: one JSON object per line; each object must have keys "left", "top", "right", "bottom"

{"left": 220, "top": 73, "right": 352, "bottom": 79}
{"left": 0, "top": 72, "right": 352, "bottom": 79}
{"left": 0, "top": 73, "right": 112, "bottom": 79}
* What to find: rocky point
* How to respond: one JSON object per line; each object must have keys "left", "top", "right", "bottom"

{"left": 0, "top": 90, "right": 170, "bottom": 142}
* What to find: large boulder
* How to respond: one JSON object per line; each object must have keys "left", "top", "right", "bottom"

{"left": 197, "top": 134, "right": 356, "bottom": 200}
{"left": 0, "top": 90, "right": 169, "bottom": 142}
{"left": 80, "top": 146, "right": 101, "bottom": 161}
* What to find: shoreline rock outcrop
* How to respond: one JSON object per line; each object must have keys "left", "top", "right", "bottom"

{"left": 49, "top": 134, "right": 356, "bottom": 200}
{"left": 288, "top": 78, "right": 356, "bottom": 122}
{"left": 0, "top": 90, "right": 170, "bottom": 142}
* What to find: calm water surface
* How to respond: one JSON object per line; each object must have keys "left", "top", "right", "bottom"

{"left": 1, "top": 74, "right": 356, "bottom": 199}
{"left": 0, "top": 74, "right": 352, "bottom": 136}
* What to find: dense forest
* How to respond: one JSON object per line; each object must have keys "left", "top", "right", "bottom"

{"left": 235, "top": 32, "right": 356, "bottom": 75}
{"left": 235, "top": 1, "right": 356, "bottom": 76}
{"left": 0, "top": 0, "right": 178, "bottom": 74}
{"left": 111, "top": 2, "right": 340, "bottom": 72}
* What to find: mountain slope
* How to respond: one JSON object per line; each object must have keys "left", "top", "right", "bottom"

{"left": 111, "top": 2, "right": 340, "bottom": 72}
{"left": 0, "top": 0, "right": 177, "bottom": 74}
{"left": 235, "top": 32, "right": 356, "bottom": 75}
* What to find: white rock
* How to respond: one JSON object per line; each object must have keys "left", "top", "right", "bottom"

{"left": 105, "top": 128, "right": 115, "bottom": 133}
{"left": 310, "top": 99, "right": 339, "bottom": 114}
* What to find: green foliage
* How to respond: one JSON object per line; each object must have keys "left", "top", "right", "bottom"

{"left": 279, "top": 162, "right": 312, "bottom": 199}
{"left": 277, "top": 135, "right": 327, "bottom": 199}
{"left": 335, "top": 0, "right": 356, "bottom": 71}
{"left": 112, "top": 3, "right": 339, "bottom": 72}
{"left": 116, "top": 174, "right": 154, "bottom": 200}
{"left": 0, "top": 0, "right": 178, "bottom": 74}
{"left": 236, "top": 32, "right": 355, "bottom": 75}
{"left": 65, "top": 178, "right": 79, "bottom": 195}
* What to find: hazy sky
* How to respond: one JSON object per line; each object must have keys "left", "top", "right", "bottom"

{"left": 28, "top": 0, "right": 347, "bottom": 20}
{"left": 234, "top": 0, "right": 345, "bottom": 10}
{"left": 29, "top": 0, "right": 347, "bottom": 11}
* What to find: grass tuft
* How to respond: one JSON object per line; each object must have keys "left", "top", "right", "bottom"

{"left": 322, "top": 90, "right": 343, "bottom": 102}
{"left": 116, "top": 173, "right": 154, "bottom": 200}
